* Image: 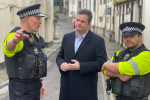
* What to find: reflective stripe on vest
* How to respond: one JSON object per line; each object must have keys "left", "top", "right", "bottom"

{"left": 128, "top": 59, "right": 140, "bottom": 75}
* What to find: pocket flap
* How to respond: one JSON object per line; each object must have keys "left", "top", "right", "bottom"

{"left": 130, "top": 78, "right": 140, "bottom": 87}
{"left": 25, "top": 54, "right": 35, "bottom": 63}
{"left": 24, "top": 54, "right": 35, "bottom": 69}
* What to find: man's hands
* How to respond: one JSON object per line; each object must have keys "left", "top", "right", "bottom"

{"left": 117, "top": 74, "right": 132, "bottom": 82}
{"left": 102, "top": 62, "right": 132, "bottom": 82}
{"left": 101, "top": 62, "right": 109, "bottom": 74}
{"left": 60, "top": 62, "right": 71, "bottom": 72}
{"left": 69, "top": 60, "right": 80, "bottom": 70}
{"left": 14, "top": 29, "right": 29, "bottom": 43}
{"left": 6, "top": 29, "right": 29, "bottom": 51}
{"left": 101, "top": 62, "right": 120, "bottom": 74}
{"left": 60, "top": 60, "right": 80, "bottom": 72}
{"left": 101, "top": 65, "right": 106, "bottom": 75}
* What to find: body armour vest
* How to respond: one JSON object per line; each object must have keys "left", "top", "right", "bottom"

{"left": 4, "top": 27, "right": 47, "bottom": 79}
{"left": 111, "top": 44, "right": 150, "bottom": 98}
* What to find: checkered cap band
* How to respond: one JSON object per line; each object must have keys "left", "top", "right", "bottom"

{"left": 19, "top": 9, "right": 40, "bottom": 19}
{"left": 122, "top": 26, "right": 142, "bottom": 33}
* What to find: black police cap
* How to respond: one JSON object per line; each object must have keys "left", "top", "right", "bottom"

{"left": 17, "top": 4, "right": 44, "bottom": 19}
{"left": 120, "top": 22, "right": 145, "bottom": 36}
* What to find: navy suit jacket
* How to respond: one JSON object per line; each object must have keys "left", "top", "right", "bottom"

{"left": 56, "top": 30, "right": 107, "bottom": 100}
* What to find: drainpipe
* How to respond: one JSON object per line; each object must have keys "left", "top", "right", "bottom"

{"left": 140, "top": 0, "right": 143, "bottom": 23}
{"left": 77, "top": 0, "right": 79, "bottom": 11}
{"left": 72, "top": 0, "right": 73, "bottom": 22}
{"left": 93, "top": 0, "right": 96, "bottom": 33}
{"left": 96, "top": 0, "right": 99, "bottom": 34}
{"left": 104, "top": 0, "right": 107, "bottom": 37}
{"left": 137, "top": 0, "right": 143, "bottom": 23}
{"left": 113, "top": 5, "right": 115, "bottom": 42}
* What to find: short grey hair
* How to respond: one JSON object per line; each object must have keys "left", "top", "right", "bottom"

{"left": 77, "top": 9, "right": 93, "bottom": 23}
{"left": 20, "top": 18, "right": 25, "bottom": 23}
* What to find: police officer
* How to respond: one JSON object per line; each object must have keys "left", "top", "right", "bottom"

{"left": 101, "top": 22, "right": 150, "bottom": 100}
{"left": 3, "top": 4, "right": 47, "bottom": 100}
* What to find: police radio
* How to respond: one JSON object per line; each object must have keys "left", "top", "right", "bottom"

{"left": 106, "top": 78, "right": 111, "bottom": 95}
{"left": 24, "top": 36, "right": 34, "bottom": 45}
{"left": 37, "top": 61, "right": 42, "bottom": 75}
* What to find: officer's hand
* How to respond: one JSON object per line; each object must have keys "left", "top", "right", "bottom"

{"left": 40, "top": 84, "right": 45, "bottom": 98}
{"left": 101, "top": 66, "right": 106, "bottom": 75}
{"left": 60, "top": 62, "right": 70, "bottom": 72}
{"left": 117, "top": 74, "right": 132, "bottom": 82}
{"left": 69, "top": 59, "right": 80, "bottom": 70}
{"left": 14, "top": 29, "right": 29, "bottom": 43}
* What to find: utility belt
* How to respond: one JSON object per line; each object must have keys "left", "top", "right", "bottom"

{"left": 9, "top": 78, "right": 40, "bottom": 83}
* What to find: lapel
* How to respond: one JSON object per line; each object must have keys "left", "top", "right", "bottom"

{"left": 69, "top": 31, "right": 76, "bottom": 56}
{"left": 72, "top": 30, "right": 92, "bottom": 58}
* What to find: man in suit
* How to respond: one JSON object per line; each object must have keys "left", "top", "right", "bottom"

{"left": 56, "top": 9, "right": 107, "bottom": 100}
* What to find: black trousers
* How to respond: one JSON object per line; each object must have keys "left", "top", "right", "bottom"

{"left": 9, "top": 78, "right": 42, "bottom": 100}
{"left": 116, "top": 95, "right": 148, "bottom": 100}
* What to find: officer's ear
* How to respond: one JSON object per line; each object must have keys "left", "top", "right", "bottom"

{"left": 139, "top": 34, "right": 142, "bottom": 42}
{"left": 24, "top": 16, "right": 28, "bottom": 22}
{"left": 24, "top": 16, "right": 30, "bottom": 25}
{"left": 25, "top": 16, "right": 32, "bottom": 23}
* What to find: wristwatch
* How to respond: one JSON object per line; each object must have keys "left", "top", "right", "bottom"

{"left": 40, "top": 78, "right": 43, "bottom": 81}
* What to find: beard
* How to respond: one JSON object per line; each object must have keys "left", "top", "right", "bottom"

{"left": 128, "top": 45, "right": 137, "bottom": 50}
{"left": 28, "top": 24, "right": 39, "bottom": 32}
{"left": 30, "top": 27, "right": 39, "bottom": 32}
{"left": 125, "top": 41, "right": 140, "bottom": 50}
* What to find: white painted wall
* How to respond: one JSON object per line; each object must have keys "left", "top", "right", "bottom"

{"left": 114, "top": 1, "right": 139, "bottom": 45}
{"left": 69, "top": 0, "right": 73, "bottom": 17}
{"left": 142, "top": 0, "right": 150, "bottom": 49}
{"left": 79, "top": 0, "right": 98, "bottom": 27}
{"left": 63, "top": 0, "right": 67, "bottom": 8}
{"left": 106, "top": 1, "right": 114, "bottom": 31}
{"left": 68, "top": 0, "right": 78, "bottom": 22}
{"left": 97, "top": 1, "right": 106, "bottom": 28}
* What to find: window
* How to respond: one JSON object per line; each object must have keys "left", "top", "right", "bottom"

{"left": 100, "top": 0, "right": 102, "bottom": 5}
{"left": 126, "top": 4, "right": 129, "bottom": 14}
{"left": 104, "top": 0, "right": 106, "bottom": 4}
{"left": 94, "top": 0, "right": 96, "bottom": 11}
{"left": 120, "top": 6, "right": 121, "bottom": 15}
{"left": 100, "top": 17, "right": 103, "bottom": 22}
{"left": 65, "top": 1, "right": 67, "bottom": 5}
{"left": 112, "top": 16, "right": 114, "bottom": 24}
{"left": 79, "top": 1, "right": 81, "bottom": 9}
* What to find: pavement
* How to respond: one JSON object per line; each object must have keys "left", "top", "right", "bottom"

{"left": 0, "top": 13, "right": 149, "bottom": 100}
